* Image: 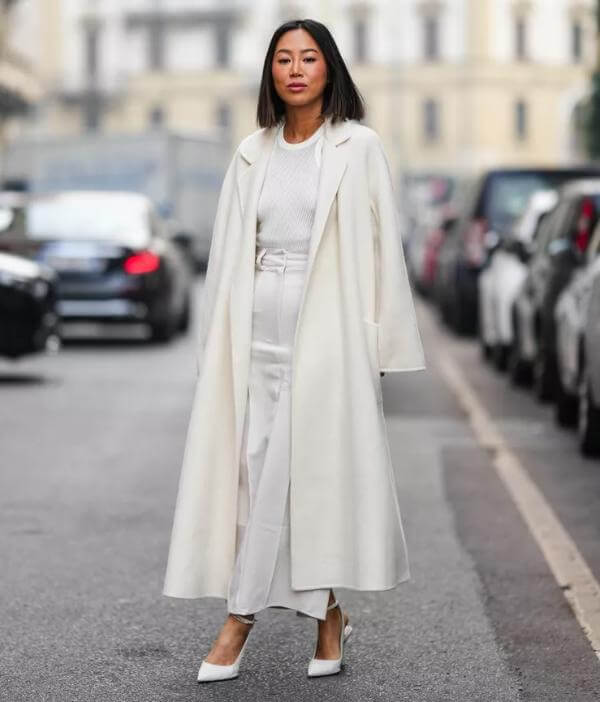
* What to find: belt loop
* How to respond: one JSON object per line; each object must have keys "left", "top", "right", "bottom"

{"left": 256, "top": 247, "right": 267, "bottom": 268}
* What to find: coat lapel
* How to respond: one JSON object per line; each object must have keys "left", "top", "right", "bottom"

{"left": 230, "top": 128, "right": 276, "bottom": 466}
{"left": 296, "top": 120, "right": 350, "bottom": 347}
{"left": 305, "top": 118, "right": 350, "bottom": 277}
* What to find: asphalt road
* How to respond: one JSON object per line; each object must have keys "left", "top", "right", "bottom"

{"left": 1, "top": 279, "right": 600, "bottom": 701}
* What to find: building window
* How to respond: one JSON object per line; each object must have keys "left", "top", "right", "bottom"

{"left": 515, "top": 17, "right": 528, "bottom": 60}
{"left": 83, "top": 21, "right": 100, "bottom": 83}
{"left": 216, "top": 102, "right": 231, "bottom": 129}
{"left": 83, "top": 91, "right": 101, "bottom": 132}
{"left": 215, "top": 24, "right": 231, "bottom": 67}
{"left": 148, "top": 18, "right": 165, "bottom": 70}
{"left": 149, "top": 105, "right": 165, "bottom": 128}
{"left": 515, "top": 99, "right": 528, "bottom": 140}
{"left": 423, "top": 98, "right": 440, "bottom": 142}
{"left": 572, "top": 20, "right": 583, "bottom": 62}
{"left": 353, "top": 18, "right": 367, "bottom": 63}
{"left": 423, "top": 15, "right": 440, "bottom": 61}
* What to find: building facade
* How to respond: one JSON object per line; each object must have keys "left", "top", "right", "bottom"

{"left": 0, "top": 0, "right": 43, "bottom": 149}
{"left": 6, "top": 0, "right": 600, "bottom": 177}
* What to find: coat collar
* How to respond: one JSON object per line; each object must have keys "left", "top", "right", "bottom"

{"left": 238, "top": 115, "right": 353, "bottom": 164}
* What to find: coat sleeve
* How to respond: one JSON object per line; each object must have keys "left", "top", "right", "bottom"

{"left": 367, "top": 134, "right": 426, "bottom": 372}
{"left": 195, "top": 149, "right": 240, "bottom": 376}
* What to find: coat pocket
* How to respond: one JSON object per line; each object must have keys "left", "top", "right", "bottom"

{"left": 363, "top": 318, "right": 383, "bottom": 404}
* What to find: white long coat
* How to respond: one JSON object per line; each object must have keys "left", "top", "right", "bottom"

{"left": 163, "top": 115, "right": 426, "bottom": 599}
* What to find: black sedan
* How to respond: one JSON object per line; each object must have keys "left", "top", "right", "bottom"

{"left": 2, "top": 191, "right": 193, "bottom": 343}
{"left": 0, "top": 251, "right": 60, "bottom": 359}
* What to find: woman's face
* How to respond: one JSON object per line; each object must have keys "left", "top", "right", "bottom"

{"left": 271, "top": 28, "right": 328, "bottom": 110}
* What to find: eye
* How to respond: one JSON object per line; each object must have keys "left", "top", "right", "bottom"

{"left": 276, "top": 57, "right": 317, "bottom": 63}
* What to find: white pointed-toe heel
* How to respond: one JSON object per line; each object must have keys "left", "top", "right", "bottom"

{"left": 197, "top": 613, "right": 255, "bottom": 683}
{"left": 307, "top": 599, "right": 353, "bottom": 677}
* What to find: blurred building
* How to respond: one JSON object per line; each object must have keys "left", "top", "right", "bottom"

{"left": 5, "top": 0, "right": 600, "bottom": 176}
{"left": 0, "top": 0, "right": 42, "bottom": 152}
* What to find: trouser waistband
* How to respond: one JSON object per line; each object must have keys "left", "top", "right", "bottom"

{"left": 255, "top": 247, "right": 308, "bottom": 272}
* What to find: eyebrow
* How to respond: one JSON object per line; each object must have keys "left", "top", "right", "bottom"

{"left": 275, "top": 48, "right": 318, "bottom": 54}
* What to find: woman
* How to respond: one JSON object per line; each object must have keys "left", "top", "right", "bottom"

{"left": 163, "top": 18, "right": 425, "bottom": 682}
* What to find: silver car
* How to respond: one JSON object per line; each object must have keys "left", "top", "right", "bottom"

{"left": 555, "top": 220, "right": 600, "bottom": 454}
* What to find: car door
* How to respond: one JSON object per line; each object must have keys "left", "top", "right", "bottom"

{"left": 513, "top": 205, "right": 563, "bottom": 361}
{"left": 555, "top": 236, "right": 593, "bottom": 394}
{"left": 518, "top": 201, "right": 568, "bottom": 357}
{"left": 584, "top": 228, "right": 600, "bottom": 402}
{"left": 546, "top": 196, "right": 598, "bottom": 320}
{"left": 535, "top": 199, "right": 574, "bottom": 311}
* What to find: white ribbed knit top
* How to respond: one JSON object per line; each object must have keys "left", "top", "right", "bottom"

{"left": 256, "top": 121, "right": 324, "bottom": 253}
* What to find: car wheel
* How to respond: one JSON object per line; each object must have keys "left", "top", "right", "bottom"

{"left": 492, "top": 344, "right": 509, "bottom": 372}
{"left": 554, "top": 375, "right": 578, "bottom": 428}
{"left": 578, "top": 365, "right": 600, "bottom": 457}
{"left": 178, "top": 295, "right": 191, "bottom": 333}
{"left": 150, "top": 316, "right": 176, "bottom": 343}
{"left": 452, "top": 300, "right": 469, "bottom": 335}
{"left": 479, "top": 336, "right": 492, "bottom": 361}
{"left": 533, "top": 348, "right": 555, "bottom": 402}
{"left": 441, "top": 298, "right": 451, "bottom": 325}
{"left": 507, "top": 324, "right": 531, "bottom": 386}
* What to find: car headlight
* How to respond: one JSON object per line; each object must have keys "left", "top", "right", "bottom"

{"left": 0, "top": 272, "right": 50, "bottom": 298}
{"left": 0, "top": 271, "right": 27, "bottom": 287}
{"left": 31, "top": 280, "right": 49, "bottom": 299}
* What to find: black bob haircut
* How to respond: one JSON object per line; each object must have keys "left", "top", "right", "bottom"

{"left": 256, "top": 18, "right": 366, "bottom": 128}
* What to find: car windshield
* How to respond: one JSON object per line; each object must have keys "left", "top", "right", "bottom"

{"left": 25, "top": 193, "right": 151, "bottom": 248}
{"left": 486, "top": 171, "right": 600, "bottom": 233}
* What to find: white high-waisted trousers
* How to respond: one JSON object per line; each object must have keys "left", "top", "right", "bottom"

{"left": 226, "top": 247, "right": 330, "bottom": 621}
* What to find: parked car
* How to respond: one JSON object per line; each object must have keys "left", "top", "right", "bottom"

{"left": 579, "top": 258, "right": 600, "bottom": 456}
{"left": 478, "top": 189, "right": 558, "bottom": 369}
{"left": 2, "top": 130, "right": 230, "bottom": 269}
{"left": 510, "top": 179, "right": 600, "bottom": 401}
{"left": 0, "top": 250, "right": 60, "bottom": 359}
{"left": 405, "top": 173, "right": 457, "bottom": 290}
{"left": 554, "top": 220, "right": 600, "bottom": 435}
{"left": 436, "top": 167, "right": 600, "bottom": 335}
{"left": 419, "top": 209, "right": 459, "bottom": 297}
{"left": 0, "top": 190, "right": 192, "bottom": 342}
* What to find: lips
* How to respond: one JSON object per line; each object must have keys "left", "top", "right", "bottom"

{"left": 287, "top": 83, "right": 307, "bottom": 88}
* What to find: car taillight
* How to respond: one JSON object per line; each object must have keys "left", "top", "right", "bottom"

{"left": 574, "top": 198, "right": 596, "bottom": 254}
{"left": 464, "top": 218, "right": 487, "bottom": 267}
{"left": 123, "top": 251, "right": 161, "bottom": 275}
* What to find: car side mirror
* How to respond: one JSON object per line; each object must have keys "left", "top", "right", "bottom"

{"left": 504, "top": 236, "right": 531, "bottom": 263}
{"left": 548, "top": 238, "right": 572, "bottom": 259}
{"left": 517, "top": 240, "right": 533, "bottom": 263}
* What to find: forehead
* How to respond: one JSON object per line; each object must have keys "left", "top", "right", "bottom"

{"left": 274, "top": 28, "right": 320, "bottom": 53}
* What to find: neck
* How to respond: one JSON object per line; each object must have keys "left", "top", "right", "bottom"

{"left": 282, "top": 105, "right": 325, "bottom": 142}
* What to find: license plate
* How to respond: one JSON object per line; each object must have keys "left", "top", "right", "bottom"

{"left": 57, "top": 299, "right": 137, "bottom": 316}
{"left": 47, "top": 256, "right": 105, "bottom": 273}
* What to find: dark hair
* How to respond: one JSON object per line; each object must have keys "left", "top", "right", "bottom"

{"left": 256, "top": 19, "right": 366, "bottom": 128}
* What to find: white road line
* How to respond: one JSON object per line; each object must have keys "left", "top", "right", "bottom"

{"left": 437, "top": 353, "right": 600, "bottom": 662}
